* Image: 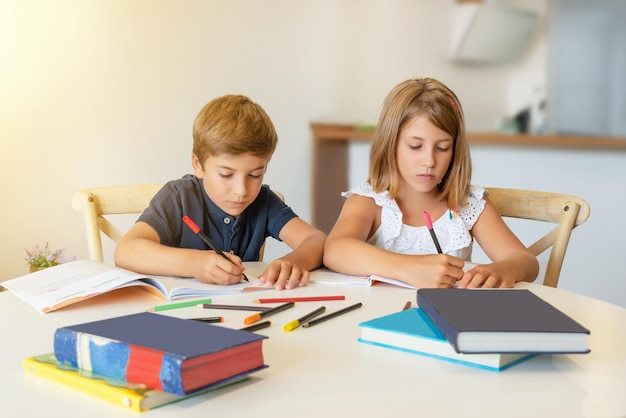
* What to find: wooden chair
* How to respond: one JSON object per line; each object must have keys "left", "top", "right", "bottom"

{"left": 72, "top": 184, "right": 164, "bottom": 262}
{"left": 485, "top": 187, "right": 590, "bottom": 288}
{"left": 72, "top": 185, "right": 283, "bottom": 262}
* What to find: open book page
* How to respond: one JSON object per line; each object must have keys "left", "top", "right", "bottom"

{"left": 312, "top": 262, "right": 479, "bottom": 289}
{"left": 309, "top": 268, "right": 371, "bottom": 286}
{"left": 370, "top": 262, "right": 478, "bottom": 289}
{"left": 2, "top": 259, "right": 268, "bottom": 313}
{"left": 139, "top": 275, "right": 268, "bottom": 299}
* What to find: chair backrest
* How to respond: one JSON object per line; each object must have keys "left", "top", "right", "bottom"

{"left": 72, "top": 185, "right": 284, "bottom": 262}
{"left": 72, "top": 185, "right": 164, "bottom": 262}
{"left": 485, "top": 187, "right": 590, "bottom": 288}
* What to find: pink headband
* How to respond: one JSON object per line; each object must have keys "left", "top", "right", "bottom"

{"left": 444, "top": 93, "right": 458, "bottom": 112}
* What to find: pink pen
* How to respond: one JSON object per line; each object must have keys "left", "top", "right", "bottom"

{"left": 422, "top": 211, "right": 443, "bottom": 254}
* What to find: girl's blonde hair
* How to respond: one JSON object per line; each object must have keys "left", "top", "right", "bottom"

{"left": 368, "top": 78, "right": 472, "bottom": 210}
{"left": 193, "top": 94, "right": 277, "bottom": 164}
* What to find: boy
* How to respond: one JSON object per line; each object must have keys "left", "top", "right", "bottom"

{"left": 114, "top": 94, "right": 326, "bottom": 290}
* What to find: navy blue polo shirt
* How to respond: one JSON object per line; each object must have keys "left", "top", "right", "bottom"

{"left": 137, "top": 175, "right": 297, "bottom": 261}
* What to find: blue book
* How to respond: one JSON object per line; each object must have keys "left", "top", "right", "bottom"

{"left": 54, "top": 312, "right": 268, "bottom": 395}
{"left": 358, "top": 308, "right": 535, "bottom": 371}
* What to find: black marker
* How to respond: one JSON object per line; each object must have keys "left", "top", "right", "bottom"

{"left": 302, "top": 303, "right": 363, "bottom": 328}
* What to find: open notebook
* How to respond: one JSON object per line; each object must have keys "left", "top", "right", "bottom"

{"left": 2, "top": 260, "right": 270, "bottom": 313}
{"left": 311, "top": 262, "right": 478, "bottom": 289}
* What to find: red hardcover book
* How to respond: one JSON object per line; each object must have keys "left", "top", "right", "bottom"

{"left": 53, "top": 312, "right": 267, "bottom": 395}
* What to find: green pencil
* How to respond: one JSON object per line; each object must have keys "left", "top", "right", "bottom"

{"left": 148, "top": 298, "right": 213, "bottom": 312}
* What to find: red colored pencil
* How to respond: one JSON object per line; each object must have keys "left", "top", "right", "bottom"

{"left": 253, "top": 296, "right": 346, "bottom": 304}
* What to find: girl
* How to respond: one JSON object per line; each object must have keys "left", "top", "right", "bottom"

{"left": 323, "top": 78, "right": 538, "bottom": 289}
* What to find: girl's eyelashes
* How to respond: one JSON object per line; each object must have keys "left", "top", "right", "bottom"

{"left": 407, "top": 144, "right": 450, "bottom": 152}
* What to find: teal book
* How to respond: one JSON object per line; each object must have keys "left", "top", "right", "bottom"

{"left": 358, "top": 308, "right": 535, "bottom": 371}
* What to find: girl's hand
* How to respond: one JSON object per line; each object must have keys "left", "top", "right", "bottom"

{"left": 400, "top": 254, "right": 465, "bottom": 288}
{"left": 458, "top": 264, "right": 516, "bottom": 288}
{"left": 259, "top": 258, "right": 311, "bottom": 290}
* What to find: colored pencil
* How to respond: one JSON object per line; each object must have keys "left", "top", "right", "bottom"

{"left": 302, "top": 303, "right": 363, "bottom": 328}
{"left": 253, "top": 295, "right": 345, "bottom": 304}
{"left": 198, "top": 303, "right": 272, "bottom": 312}
{"left": 148, "top": 297, "right": 213, "bottom": 312}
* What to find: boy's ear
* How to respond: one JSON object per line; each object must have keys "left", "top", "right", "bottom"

{"left": 191, "top": 153, "right": 205, "bottom": 178}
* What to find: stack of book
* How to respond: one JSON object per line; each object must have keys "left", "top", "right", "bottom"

{"left": 358, "top": 288, "right": 590, "bottom": 371}
{"left": 24, "top": 312, "right": 268, "bottom": 412}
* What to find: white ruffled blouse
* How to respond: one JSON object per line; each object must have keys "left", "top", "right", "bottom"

{"left": 342, "top": 183, "right": 487, "bottom": 261}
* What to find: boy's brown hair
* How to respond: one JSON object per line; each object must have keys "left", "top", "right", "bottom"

{"left": 192, "top": 94, "right": 278, "bottom": 163}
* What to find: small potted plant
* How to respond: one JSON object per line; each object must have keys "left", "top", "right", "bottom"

{"left": 25, "top": 242, "right": 71, "bottom": 273}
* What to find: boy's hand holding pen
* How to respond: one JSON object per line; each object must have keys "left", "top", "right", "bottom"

{"left": 183, "top": 215, "right": 249, "bottom": 282}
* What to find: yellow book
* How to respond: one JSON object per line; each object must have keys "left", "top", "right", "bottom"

{"left": 23, "top": 353, "right": 247, "bottom": 412}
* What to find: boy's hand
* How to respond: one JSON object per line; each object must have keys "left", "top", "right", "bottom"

{"left": 258, "top": 259, "right": 310, "bottom": 290}
{"left": 193, "top": 251, "right": 247, "bottom": 285}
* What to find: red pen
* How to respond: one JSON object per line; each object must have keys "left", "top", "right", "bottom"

{"left": 423, "top": 211, "right": 443, "bottom": 254}
{"left": 182, "top": 215, "right": 248, "bottom": 282}
{"left": 253, "top": 296, "right": 345, "bottom": 304}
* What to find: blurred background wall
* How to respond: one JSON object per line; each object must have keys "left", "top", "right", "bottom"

{"left": 2, "top": 0, "right": 625, "bottom": 307}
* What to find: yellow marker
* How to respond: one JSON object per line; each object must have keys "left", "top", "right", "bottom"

{"left": 283, "top": 306, "right": 326, "bottom": 332}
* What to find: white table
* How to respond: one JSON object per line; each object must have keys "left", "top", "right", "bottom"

{"left": 2, "top": 264, "right": 625, "bottom": 418}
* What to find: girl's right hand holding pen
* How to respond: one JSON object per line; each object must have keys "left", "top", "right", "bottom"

{"left": 397, "top": 253, "right": 465, "bottom": 289}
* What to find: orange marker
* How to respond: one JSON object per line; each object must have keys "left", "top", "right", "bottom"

{"left": 243, "top": 301, "right": 295, "bottom": 325}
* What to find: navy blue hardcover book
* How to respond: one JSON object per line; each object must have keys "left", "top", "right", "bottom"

{"left": 416, "top": 288, "right": 590, "bottom": 354}
{"left": 358, "top": 308, "right": 534, "bottom": 371}
{"left": 54, "top": 312, "right": 268, "bottom": 395}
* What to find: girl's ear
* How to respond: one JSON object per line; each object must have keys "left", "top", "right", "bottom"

{"left": 191, "top": 153, "right": 205, "bottom": 178}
